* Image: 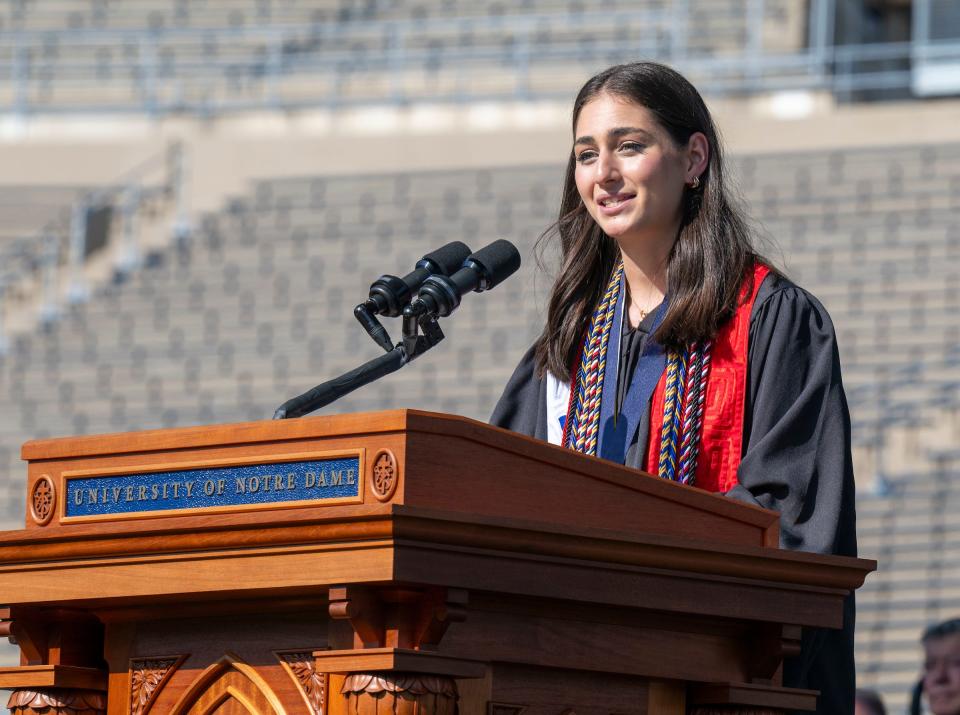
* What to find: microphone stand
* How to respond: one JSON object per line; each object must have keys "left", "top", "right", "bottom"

{"left": 272, "top": 310, "right": 445, "bottom": 419}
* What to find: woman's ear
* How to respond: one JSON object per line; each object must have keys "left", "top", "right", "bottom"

{"left": 686, "top": 132, "right": 709, "bottom": 182}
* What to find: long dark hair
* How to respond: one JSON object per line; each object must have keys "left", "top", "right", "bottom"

{"left": 534, "top": 62, "right": 763, "bottom": 378}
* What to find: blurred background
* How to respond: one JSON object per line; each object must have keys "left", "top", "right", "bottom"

{"left": 0, "top": 0, "right": 958, "bottom": 711}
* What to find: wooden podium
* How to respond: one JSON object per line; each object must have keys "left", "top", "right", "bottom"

{"left": 0, "top": 410, "right": 874, "bottom": 714}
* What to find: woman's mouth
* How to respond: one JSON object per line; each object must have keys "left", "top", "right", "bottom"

{"left": 597, "top": 194, "right": 635, "bottom": 214}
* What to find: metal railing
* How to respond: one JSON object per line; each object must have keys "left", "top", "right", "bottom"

{"left": 0, "top": 0, "right": 957, "bottom": 116}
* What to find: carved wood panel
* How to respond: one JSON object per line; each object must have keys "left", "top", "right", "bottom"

{"left": 184, "top": 671, "right": 276, "bottom": 714}
{"left": 168, "top": 653, "right": 286, "bottom": 715}
{"left": 276, "top": 650, "right": 327, "bottom": 715}
{"left": 130, "top": 655, "right": 187, "bottom": 715}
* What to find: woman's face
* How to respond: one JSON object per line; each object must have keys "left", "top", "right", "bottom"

{"left": 572, "top": 92, "right": 704, "bottom": 251}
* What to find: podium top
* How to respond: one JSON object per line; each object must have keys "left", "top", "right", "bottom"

{"left": 22, "top": 409, "right": 445, "bottom": 460}
{"left": 2, "top": 410, "right": 874, "bottom": 615}
{"left": 17, "top": 410, "right": 779, "bottom": 546}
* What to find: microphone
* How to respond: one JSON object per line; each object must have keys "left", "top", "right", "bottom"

{"left": 355, "top": 241, "right": 472, "bottom": 351}
{"left": 406, "top": 239, "right": 521, "bottom": 319}
{"left": 364, "top": 241, "right": 472, "bottom": 318}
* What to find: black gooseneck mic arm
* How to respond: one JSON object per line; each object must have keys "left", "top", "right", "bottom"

{"left": 272, "top": 309, "right": 445, "bottom": 419}
{"left": 271, "top": 348, "right": 405, "bottom": 420}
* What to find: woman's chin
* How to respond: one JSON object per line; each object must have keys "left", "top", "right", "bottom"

{"left": 602, "top": 224, "right": 648, "bottom": 246}
{"left": 598, "top": 220, "right": 639, "bottom": 241}
{"left": 600, "top": 221, "right": 677, "bottom": 253}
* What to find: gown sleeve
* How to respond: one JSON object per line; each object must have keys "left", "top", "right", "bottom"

{"left": 728, "top": 276, "right": 857, "bottom": 559}
{"left": 727, "top": 275, "right": 858, "bottom": 715}
{"left": 489, "top": 344, "right": 549, "bottom": 442}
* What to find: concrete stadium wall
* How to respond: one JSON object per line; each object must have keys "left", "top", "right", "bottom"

{"left": 2, "top": 93, "right": 960, "bottom": 220}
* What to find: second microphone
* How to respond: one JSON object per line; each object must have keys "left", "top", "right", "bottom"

{"left": 406, "top": 239, "right": 522, "bottom": 319}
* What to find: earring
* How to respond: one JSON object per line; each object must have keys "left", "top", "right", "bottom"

{"left": 689, "top": 176, "right": 701, "bottom": 190}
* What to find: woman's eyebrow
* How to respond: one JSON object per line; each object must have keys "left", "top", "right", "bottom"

{"left": 609, "top": 126, "right": 654, "bottom": 140}
{"left": 574, "top": 127, "right": 654, "bottom": 146}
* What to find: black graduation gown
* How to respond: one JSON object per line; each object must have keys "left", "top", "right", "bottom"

{"left": 490, "top": 273, "right": 858, "bottom": 715}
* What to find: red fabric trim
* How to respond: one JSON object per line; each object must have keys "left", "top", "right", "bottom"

{"left": 561, "top": 339, "right": 586, "bottom": 447}
{"left": 646, "top": 359, "right": 669, "bottom": 474}
{"left": 644, "top": 264, "right": 771, "bottom": 492}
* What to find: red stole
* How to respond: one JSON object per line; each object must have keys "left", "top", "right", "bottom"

{"left": 643, "top": 263, "right": 770, "bottom": 492}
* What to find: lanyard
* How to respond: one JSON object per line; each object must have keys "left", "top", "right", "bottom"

{"left": 596, "top": 278, "right": 668, "bottom": 465}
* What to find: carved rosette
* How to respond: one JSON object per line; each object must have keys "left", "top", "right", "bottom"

{"left": 30, "top": 475, "right": 55, "bottom": 526}
{"left": 130, "top": 656, "right": 184, "bottom": 715}
{"left": 277, "top": 651, "right": 327, "bottom": 715}
{"left": 7, "top": 688, "right": 105, "bottom": 715}
{"left": 341, "top": 673, "right": 457, "bottom": 715}
{"left": 370, "top": 450, "right": 399, "bottom": 502}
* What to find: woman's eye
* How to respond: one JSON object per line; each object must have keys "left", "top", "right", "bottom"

{"left": 618, "top": 141, "right": 644, "bottom": 153}
{"left": 576, "top": 150, "right": 597, "bottom": 164}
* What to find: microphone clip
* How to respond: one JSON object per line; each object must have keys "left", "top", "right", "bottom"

{"left": 401, "top": 302, "right": 445, "bottom": 362}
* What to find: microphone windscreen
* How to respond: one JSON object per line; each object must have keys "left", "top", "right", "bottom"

{"left": 467, "top": 239, "right": 521, "bottom": 290}
{"left": 422, "top": 241, "right": 472, "bottom": 275}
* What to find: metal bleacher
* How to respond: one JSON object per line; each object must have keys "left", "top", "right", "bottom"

{"left": 0, "top": 0, "right": 803, "bottom": 114}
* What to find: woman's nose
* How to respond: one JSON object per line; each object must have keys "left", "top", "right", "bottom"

{"left": 596, "top": 152, "right": 620, "bottom": 183}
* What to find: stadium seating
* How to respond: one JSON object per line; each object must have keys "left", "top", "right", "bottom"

{"left": 3, "top": 138, "right": 959, "bottom": 707}
{"left": 0, "top": 0, "right": 803, "bottom": 113}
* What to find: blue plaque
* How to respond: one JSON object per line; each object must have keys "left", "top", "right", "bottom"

{"left": 64, "top": 456, "right": 361, "bottom": 519}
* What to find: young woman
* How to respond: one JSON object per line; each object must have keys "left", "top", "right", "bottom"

{"left": 491, "top": 62, "right": 857, "bottom": 713}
